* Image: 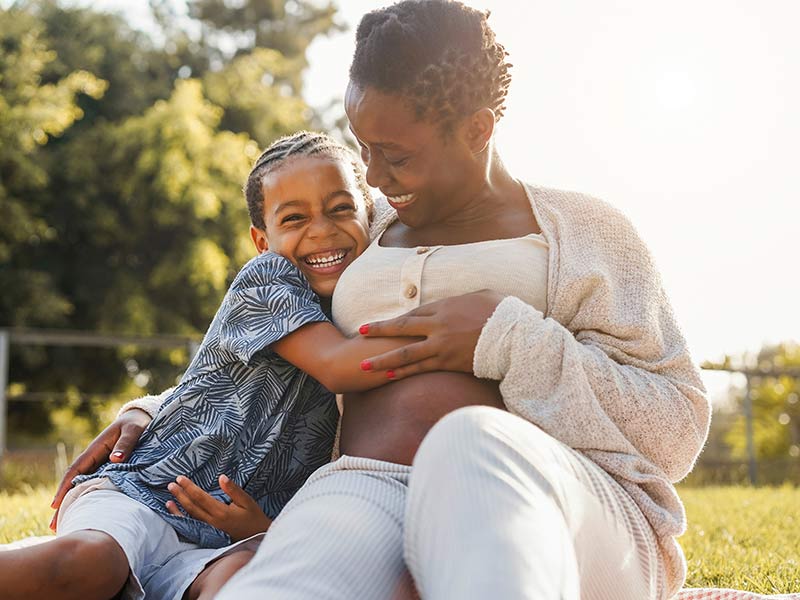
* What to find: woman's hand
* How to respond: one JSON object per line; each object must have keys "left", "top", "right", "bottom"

{"left": 359, "top": 289, "right": 506, "bottom": 380}
{"left": 166, "top": 475, "right": 272, "bottom": 542}
{"left": 49, "top": 407, "right": 153, "bottom": 530}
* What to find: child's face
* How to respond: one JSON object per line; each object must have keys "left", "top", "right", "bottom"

{"left": 251, "top": 156, "right": 370, "bottom": 298}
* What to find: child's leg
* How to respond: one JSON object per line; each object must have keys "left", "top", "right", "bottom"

{"left": 33, "top": 483, "right": 198, "bottom": 600}
{"left": 183, "top": 548, "right": 257, "bottom": 600}
{"left": 0, "top": 530, "right": 129, "bottom": 600}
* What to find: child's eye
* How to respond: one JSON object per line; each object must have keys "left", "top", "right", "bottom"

{"left": 281, "top": 214, "right": 305, "bottom": 224}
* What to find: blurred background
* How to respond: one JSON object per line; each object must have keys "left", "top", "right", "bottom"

{"left": 1, "top": 0, "right": 798, "bottom": 489}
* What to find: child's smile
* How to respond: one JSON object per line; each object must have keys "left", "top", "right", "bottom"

{"left": 252, "top": 155, "right": 371, "bottom": 298}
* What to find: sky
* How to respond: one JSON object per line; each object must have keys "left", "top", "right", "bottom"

{"left": 64, "top": 1, "right": 800, "bottom": 402}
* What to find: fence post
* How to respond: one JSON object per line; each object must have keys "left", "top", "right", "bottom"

{"left": 743, "top": 375, "right": 757, "bottom": 485}
{"left": 0, "top": 329, "right": 9, "bottom": 461}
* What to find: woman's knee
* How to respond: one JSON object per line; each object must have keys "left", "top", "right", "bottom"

{"left": 412, "top": 405, "right": 565, "bottom": 487}
{"left": 414, "top": 406, "right": 517, "bottom": 464}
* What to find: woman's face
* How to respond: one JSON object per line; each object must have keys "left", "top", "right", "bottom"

{"left": 344, "top": 82, "right": 477, "bottom": 229}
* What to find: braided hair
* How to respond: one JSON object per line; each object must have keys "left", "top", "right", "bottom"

{"left": 349, "top": 0, "right": 512, "bottom": 133}
{"left": 245, "top": 131, "right": 373, "bottom": 230}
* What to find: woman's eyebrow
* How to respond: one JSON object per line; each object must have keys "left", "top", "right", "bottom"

{"left": 349, "top": 127, "right": 408, "bottom": 151}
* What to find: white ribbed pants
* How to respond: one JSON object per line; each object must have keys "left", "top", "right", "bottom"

{"left": 216, "top": 406, "right": 666, "bottom": 600}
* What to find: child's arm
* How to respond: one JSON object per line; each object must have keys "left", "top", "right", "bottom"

{"left": 166, "top": 475, "right": 271, "bottom": 542}
{"left": 271, "top": 322, "right": 423, "bottom": 393}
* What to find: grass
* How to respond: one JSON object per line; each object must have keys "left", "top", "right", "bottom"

{"left": 1, "top": 479, "right": 798, "bottom": 594}
{"left": 679, "top": 485, "right": 800, "bottom": 594}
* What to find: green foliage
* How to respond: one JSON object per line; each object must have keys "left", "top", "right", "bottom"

{"left": 0, "top": 5, "right": 106, "bottom": 325}
{"left": 187, "top": 0, "right": 344, "bottom": 92}
{"left": 725, "top": 343, "right": 800, "bottom": 461}
{"left": 0, "top": 0, "right": 334, "bottom": 444}
{"left": 203, "top": 48, "right": 310, "bottom": 146}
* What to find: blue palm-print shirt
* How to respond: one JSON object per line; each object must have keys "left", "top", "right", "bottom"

{"left": 75, "top": 252, "right": 338, "bottom": 548}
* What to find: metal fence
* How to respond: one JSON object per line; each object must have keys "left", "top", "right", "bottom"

{"left": 0, "top": 328, "right": 200, "bottom": 461}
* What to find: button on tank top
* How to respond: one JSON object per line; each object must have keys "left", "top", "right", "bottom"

{"left": 332, "top": 231, "right": 549, "bottom": 337}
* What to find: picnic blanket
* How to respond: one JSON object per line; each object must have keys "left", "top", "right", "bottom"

{"left": 1, "top": 536, "right": 797, "bottom": 599}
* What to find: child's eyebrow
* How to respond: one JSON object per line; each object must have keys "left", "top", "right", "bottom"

{"left": 273, "top": 191, "right": 354, "bottom": 215}
{"left": 273, "top": 199, "right": 306, "bottom": 215}
{"left": 325, "top": 190, "right": 355, "bottom": 202}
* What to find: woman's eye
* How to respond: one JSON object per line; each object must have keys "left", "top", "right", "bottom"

{"left": 387, "top": 156, "right": 410, "bottom": 167}
{"left": 333, "top": 203, "right": 355, "bottom": 212}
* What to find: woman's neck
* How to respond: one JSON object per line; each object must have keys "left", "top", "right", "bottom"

{"left": 436, "top": 151, "right": 527, "bottom": 231}
{"left": 382, "top": 164, "right": 538, "bottom": 247}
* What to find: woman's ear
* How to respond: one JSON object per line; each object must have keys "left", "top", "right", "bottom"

{"left": 250, "top": 226, "right": 269, "bottom": 254}
{"left": 462, "top": 107, "right": 496, "bottom": 155}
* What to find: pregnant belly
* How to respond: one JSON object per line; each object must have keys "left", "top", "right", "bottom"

{"left": 340, "top": 372, "right": 504, "bottom": 466}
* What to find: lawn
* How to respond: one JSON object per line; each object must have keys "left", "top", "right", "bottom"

{"left": 1, "top": 484, "right": 798, "bottom": 594}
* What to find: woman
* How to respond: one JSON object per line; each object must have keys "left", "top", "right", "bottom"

{"left": 53, "top": 2, "right": 709, "bottom": 598}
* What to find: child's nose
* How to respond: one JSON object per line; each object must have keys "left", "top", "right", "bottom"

{"left": 307, "top": 215, "right": 337, "bottom": 238}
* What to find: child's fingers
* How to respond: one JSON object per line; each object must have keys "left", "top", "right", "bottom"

{"left": 167, "top": 481, "right": 216, "bottom": 524}
{"left": 219, "top": 474, "right": 256, "bottom": 509}
{"left": 165, "top": 500, "right": 184, "bottom": 517}
{"left": 175, "top": 476, "right": 224, "bottom": 511}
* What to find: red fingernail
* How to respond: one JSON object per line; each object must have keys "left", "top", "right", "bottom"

{"left": 386, "top": 370, "right": 396, "bottom": 379}
{"left": 359, "top": 324, "right": 370, "bottom": 335}
{"left": 112, "top": 451, "right": 124, "bottom": 459}
{"left": 360, "top": 360, "right": 372, "bottom": 371}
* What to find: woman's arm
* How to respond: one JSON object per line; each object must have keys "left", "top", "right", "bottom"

{"left": 472, "top": 296, "right": 709, "bottom": 482}
{"left": 271, "top": 322, "right": 422, "bottom": 393}
{"left": 359, "top": 286, "right": 709, "bottom": 483}
{"left": 50, "top": 387, "right": 173, "bottom": 514}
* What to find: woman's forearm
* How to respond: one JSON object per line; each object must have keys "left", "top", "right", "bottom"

{"left": 474, "top": 296, "right": 709, "bottom": 481}
{"left": 117, "top": 387, "right": 175, "bottom": 419}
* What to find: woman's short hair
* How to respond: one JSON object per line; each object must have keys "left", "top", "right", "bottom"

{"left": 245, "top": 131, "right": 373, "bottom": 230}
{"left": 349, "top": 0, "right": 512, "bottom": 133}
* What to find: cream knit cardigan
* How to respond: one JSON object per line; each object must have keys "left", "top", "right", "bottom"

{"left": 122, "top": 184, "right": 710, "bottom": 596}
{"left": 468, "top": 184, "right": 709, "bottom": 595}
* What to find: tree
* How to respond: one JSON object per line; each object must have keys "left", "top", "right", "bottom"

{"left": 186, "top": 0, "right": 344, "bottom": 93}
{"left": 1, "top": 0, "right": 335, "bottom": 443}
{"left": 0, "top": 5, "right": 107, "bottom": 327}
{"left": 725, "top": 343, "right": 800, "bottom": 461}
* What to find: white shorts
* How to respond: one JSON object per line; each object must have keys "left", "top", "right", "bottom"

{"left": 58, "top": 478, "right": 263, "bottom": 600}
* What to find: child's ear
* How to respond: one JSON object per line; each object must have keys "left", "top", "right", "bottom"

{"left": 250, "top": 226, "right": 269, "bottom": 254}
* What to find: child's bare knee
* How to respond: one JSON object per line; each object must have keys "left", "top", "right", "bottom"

{"left": 52, "top": 531, "right": 129, "bottom": 597}
{"left": 187, "top": 549, "right": 256, "bottom": 600}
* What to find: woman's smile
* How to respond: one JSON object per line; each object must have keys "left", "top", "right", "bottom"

{"left": 385, "top": 192, "right": 417, "bottom": 210}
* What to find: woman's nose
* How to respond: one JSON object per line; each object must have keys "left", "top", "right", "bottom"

{"left": 365, "top": 154, "right": 390, "bottom": 189}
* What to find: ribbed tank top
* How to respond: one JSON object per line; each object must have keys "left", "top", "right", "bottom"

{"left": 332, "top": 231, "right": 549, "bottom": 337}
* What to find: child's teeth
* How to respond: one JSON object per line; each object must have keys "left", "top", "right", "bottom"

{"left": 306, "top": 251, "right": 346, "bottom": 267}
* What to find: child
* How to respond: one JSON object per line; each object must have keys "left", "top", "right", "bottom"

{"left": 0, "top": 131, "right": 420, "bottom": 600}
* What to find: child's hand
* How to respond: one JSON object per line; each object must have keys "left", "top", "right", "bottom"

{"left": 166, "top": 474, "right": 272, "bottom": 542}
